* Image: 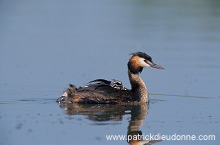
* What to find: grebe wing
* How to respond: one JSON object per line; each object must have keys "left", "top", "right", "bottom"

{"left": 58, "top": 80, "right": 130, "bottom": 104}
{"left": 87, "top": 79, "right": 111, "bottom": 85}
{"left": 85, "top": 79, "right": 126, "bottom": 90}
{"left": 79, "top": 83, "right": 120, "bottom": 92}
{"left": 57, "top": 84, "right": 132, "bottom": 104}
{"left": 82, "top": 79, "right": 112, "bottom": 91}
{"left": 70, "top": 88, "right": 133, "bottom": 104}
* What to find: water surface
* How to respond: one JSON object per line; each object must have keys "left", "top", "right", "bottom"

{"left": 0, "top": 0, "right": 220, "bottom": 145}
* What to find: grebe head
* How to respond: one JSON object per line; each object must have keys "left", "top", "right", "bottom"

{"left": 110, "top": 79, "right": 126, "bottom": 90}
{"left": 128, "top": 52, "right": 164, "bottom": 74}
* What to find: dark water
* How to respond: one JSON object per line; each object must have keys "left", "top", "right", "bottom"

{"left": 0, "top": 0, "right": 220, "bottom": 145}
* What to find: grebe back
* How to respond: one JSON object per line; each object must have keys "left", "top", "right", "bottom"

{"left": 57, "top": 52, "right": 164, "bottom": 104}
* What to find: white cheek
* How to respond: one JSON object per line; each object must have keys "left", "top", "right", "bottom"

{"left": 139, "top": 58, "right": 151, "bottom": 67}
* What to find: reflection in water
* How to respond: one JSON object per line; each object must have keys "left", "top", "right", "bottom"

{"left": 59, "top": 103, "right": 161, "bottom": 145}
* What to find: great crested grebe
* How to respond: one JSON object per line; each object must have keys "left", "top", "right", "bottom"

{"left": 57, "top": 52, "right": 164, "bottom": 104}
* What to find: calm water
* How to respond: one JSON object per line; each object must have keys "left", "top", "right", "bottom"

{"left": 0, "top": 0, "right": 220, "bottom": 145}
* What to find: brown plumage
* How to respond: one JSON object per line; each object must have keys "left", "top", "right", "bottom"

{"left": 57, "top": 52, "right": 164, "bottom": 104}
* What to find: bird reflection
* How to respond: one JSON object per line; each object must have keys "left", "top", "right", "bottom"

{"left": 58, "top": 103, "right": 161, "bottom": 145}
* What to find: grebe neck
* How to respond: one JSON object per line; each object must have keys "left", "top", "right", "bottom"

{"left": 128, "top": 70, "right": 148, "bottom": 102}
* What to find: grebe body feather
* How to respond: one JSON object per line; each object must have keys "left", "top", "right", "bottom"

{"left": 57, "top": 52, "right": 164, "bottom": 104}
